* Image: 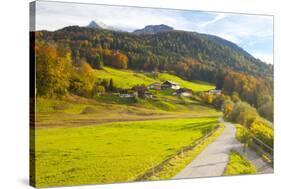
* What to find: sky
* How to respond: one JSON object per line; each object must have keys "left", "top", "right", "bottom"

{"left": 33, "top": 1, "right": 274, "bottom": 64}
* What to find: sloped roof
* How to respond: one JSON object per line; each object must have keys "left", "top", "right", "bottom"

{"left": 163, "top": 80, "right": 179, "bottom": 85}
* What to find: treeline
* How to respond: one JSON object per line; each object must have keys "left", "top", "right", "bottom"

{"left": 180, "top": 59, "right": 273, "bottom": 121}
{"left": 220, "top": 71, "right": 273, "bottom": 121}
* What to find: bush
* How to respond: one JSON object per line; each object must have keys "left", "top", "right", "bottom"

{"left": 250, "top": 119, "right": 273, "bottom": 149}
{"left": 222, "top": 100, "right": 234, "bottom": 119}
{"left": 92, "top": 85, "right": 106, "bottom": 96}
{"left": 235, "top": 125, "right": 251, "bottom": 144}
{"left": 228, "top": 102, "right": 258, "bottom": 127}
{"left": 258, "top": 101, "right": 273, "bottom": 122}
{"left": 81, "top": 106, "right": 95, "bottom": 114}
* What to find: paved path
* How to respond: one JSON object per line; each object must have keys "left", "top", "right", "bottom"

{"left": 173, "top": 118, "right": 273, "bottom": 179}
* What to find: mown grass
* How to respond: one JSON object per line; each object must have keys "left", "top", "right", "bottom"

{"left": 34, "top": 117, "right": 220, "bottom": 187}
{"left": 223, "top": 151, "right": 257, "bottom": 175}
{"left": 93, "top": 67, "right": 215, "bottom": 91}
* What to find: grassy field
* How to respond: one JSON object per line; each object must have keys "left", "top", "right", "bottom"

{"left": 34, "top": 117, "right": 220, "bottom": 187}
{"left": 224, "top": 151, "right": 257, "bottom": 175}
{"left": 93, "top": 67, "right": 215, "bottom": 91}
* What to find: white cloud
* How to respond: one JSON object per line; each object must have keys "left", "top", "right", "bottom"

{"left": 199, "top": 13, "right": 227, "bottom": 28}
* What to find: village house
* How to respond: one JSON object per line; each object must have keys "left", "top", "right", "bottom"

{"left": 132, "top": 85, "right": 148, "bottom": 98}
{"left": 161, "top": 80, "right": 180, "bottom": 90}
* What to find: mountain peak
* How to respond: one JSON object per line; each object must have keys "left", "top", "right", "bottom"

{"left": 87, "top": 20, "right": 124, "bottom": 32}
{"left": 133, "top": 24, "right": 174, "bottom": 35}
{"left": 87, "top": 20, "right": 103, "bottom": 29}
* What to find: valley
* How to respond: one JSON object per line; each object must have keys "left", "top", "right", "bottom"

{"left": 31, "top": 20, "right": 273, "bottom": 187}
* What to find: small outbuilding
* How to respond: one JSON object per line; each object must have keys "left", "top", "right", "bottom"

{"left": 161, "top": 80, "right": 180, "bottom": 90}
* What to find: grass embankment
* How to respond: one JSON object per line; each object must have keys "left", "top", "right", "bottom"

{"left": 34, "top": 117, "right": 220, "bottom": 187}
{"left": 93, "top": 67, "right": 215, "bottom": 91}
{"left": 36, "top": 95, "right": 221, "bottom": 128}
{"left": 224, "top": 151, "right": 257, "bottom": 175}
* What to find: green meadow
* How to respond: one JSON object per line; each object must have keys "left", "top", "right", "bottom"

{"left": 34, "top": 117, "right": 220, "bottom": 187}
{"left": 93, "top": 67, "right": 215, "bottom": 91}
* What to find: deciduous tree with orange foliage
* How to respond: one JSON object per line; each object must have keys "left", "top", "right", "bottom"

{"left": 35, "top": 42, "right": 72, "bottom": 98}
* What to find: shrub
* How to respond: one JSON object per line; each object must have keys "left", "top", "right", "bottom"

{"left": 228, "top": 102, "right": 258, "bottom": 127}
{"left": 250, "top": 119, "right": 273, "bottom": 149}
{"left": 258, "top": 101, "right": 273, "bottom": 122}
{"left": 92, "top": 85, "right": 106, "bottom": 96}
{"left": 222, "top": 100, "right": 234, "bottom": 119}
{"left": 81, "top": 106, "right": 95, "bottom": 114}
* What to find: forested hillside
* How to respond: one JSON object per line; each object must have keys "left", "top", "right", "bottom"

{"left": 34, "top": 25, "right": 273, "bottom": 121}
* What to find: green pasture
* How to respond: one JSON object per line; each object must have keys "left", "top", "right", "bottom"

{"left": 93, "top": 67, "right": 215, "bottom": 91}
{"left": 34, "top": 117, "right": 219, "bottom": 187}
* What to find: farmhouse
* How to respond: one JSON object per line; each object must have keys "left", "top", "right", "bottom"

{"left": 132, "top": 85, "right": 148, "bottom": 98}
{"left": 147, "top": 82, "right": 162, "bottom": 90}
{"left": 208, "top": 89, "right": 222, "bottom": 95}
{"left": 161, "top": 80, "right": 180, "bottom": 90}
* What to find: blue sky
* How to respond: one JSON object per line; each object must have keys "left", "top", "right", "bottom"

{"left": 34, "top": 1, "right": 274, "bottom": 64}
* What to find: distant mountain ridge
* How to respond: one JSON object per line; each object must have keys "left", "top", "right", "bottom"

{"left": 85, "top": 21, "right": 264, "bottom": 64}
{"left": 133, "top": 24, "right": 174, "bottom": 35}
{"left": 87, "top": 21, "right": 174, "bottom": 35}
{"left": 87, "top": 20, "right": 121, "bottom": 31}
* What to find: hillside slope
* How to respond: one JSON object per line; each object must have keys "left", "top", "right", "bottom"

{"left": 38, "top": 26, "right": 272, "bottom": 78}
{"left": 93, "top": 67, "right": 215, "bottom": 91}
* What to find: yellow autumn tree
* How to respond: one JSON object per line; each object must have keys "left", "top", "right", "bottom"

{"left": 36, "top": 42, "right": 72, "bottom": 98}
